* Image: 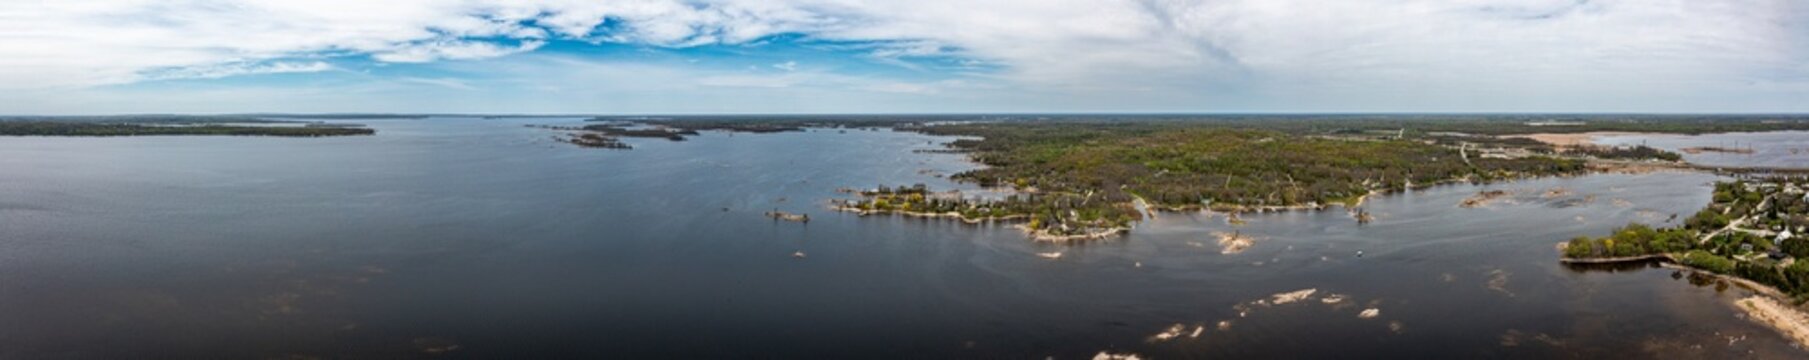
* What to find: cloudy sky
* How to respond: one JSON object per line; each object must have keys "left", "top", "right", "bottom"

{"left": 2, "top": 0, "right": 1806, "bottom": 114}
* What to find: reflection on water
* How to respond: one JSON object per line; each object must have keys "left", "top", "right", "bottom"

{"left": 0, "top": 119, "right": 1803, "bottom": 358}
{"left": 1561, "top": 259, "right": 1666, "bottom": 274}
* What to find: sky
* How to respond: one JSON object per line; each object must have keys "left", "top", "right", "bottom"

{"left": 1, "top": 0, "right": 1806, "bottom": 115}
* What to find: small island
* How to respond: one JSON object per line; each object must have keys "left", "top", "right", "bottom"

{"left": 530, "top": 122, "right": 726, "bottom": 149}
{"left": 563, "top": 133, "right": 631, "bottom": 149}
{"left": 582, "top": 124, "right": 697, "bottom": 141}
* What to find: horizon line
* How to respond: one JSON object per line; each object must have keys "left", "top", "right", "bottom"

{"left": 8, "top": 111, "right": 1809, "bottom": 118}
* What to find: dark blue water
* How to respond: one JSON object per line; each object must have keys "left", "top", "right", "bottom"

{"left": 1, "top": 118, "right": 1800, "bottom": 358}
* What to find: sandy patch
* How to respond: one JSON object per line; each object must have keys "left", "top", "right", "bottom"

{"left": 1506, "top": 132, "right": 1654, "bottom": 147}
{"left": 1735, "top": 296, "right": 1809, "bottom": 348}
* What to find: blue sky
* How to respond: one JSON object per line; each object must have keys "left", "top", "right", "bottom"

{"left": 2, "top": 0, "right": 1807, "bottom": 115}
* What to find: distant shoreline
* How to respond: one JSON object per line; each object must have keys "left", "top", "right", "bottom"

{"left": 0, "top": 121, "right": 375, "bottom": 137}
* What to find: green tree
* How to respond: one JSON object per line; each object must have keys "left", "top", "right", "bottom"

{"left": 1613, "top": 242, "right": 1641, "bottom": 257}
{"left": 1565, "top": 236, "right": 1597, "bottom": 258}
{"left": 1682, "top": 250, "right": 1735, "bottom": 273}
{"left": 1783, "top": 237, "right": 1809, "bottom": 258}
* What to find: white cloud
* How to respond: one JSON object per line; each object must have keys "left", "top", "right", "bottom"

{"left": 373, "top": 40, "right": 546, "bottom": 63}
{"left": 0, "top": 0, "right": 829, "bottom": 89}
{"left": 0, "top": 0, "right": 1805, "bottom": 112}
{"left": 862, "top": 82, "right": 935, "bottom": 94}
{"left": 399, "top": 77, "right": 478, "bottom": 91}
{"left": 140, "top": 61, "right": 334, "bottom": 81}
{"left": 772, "top": 61, "right": 799, "bottom": 71}
{"left": 698, "top": 73, "right": 808, "bottom": 88}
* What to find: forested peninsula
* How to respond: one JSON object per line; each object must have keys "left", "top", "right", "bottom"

{"left": 0, "top": 116, "right": 373, "bottom": 137}
{"left": 549, "top": 114, "right": 1809, "bottom": 240}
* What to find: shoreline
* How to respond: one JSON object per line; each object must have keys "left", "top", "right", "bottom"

{"left": 1737, "top": 296, "right": 1809, "bottom": 349}
{"left": 1652, "top": 262, "right": 1794, "bottom": 304}
{"left": 830, "top": 204, "right": 1126, "bottom": 241}
{"left": 1558, "top": 250, "right": 1788, "bottom": 299}
{"left": 1658, "top": 261, "right": 1809, "bottom": 348}
{"left": 837, "top": 127, "right": 1804, "bottom": 244}
{"left": 1017, "top": 224, "right": 1129, "bottom": 242}
{"left": 830, "top": 205, "right": 1031, "bottom": 224}
{"left": 833, "top": 165, "right": 1699, "bottom": 242}
{"left": 1509, "top": 129, "right": 1809, "bottom": 149}
{"left": 1561, "top": 249, "right": 1809, "bottom": 347}
{"left": 1504, "top": 131, "right": 1665, "bottom": 148}
{"left": 1556, "top": 253, "right": 1676, "bottom": 264}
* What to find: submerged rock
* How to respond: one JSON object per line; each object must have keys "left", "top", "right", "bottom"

{"left": 1215, "top": 231, "right": 1256, "bottom": 254}
{"left": 1148, "top": 323, "right": 1187, "bottom": 342}
{"left": 1091, "top": 351, "right": 1143, "bottom": 360}
{"left": 1460, "top": 190, "right": 1512, "bottom": 208}
{"left": 1270, "top": 288, "right": 1318, "bottom": 305}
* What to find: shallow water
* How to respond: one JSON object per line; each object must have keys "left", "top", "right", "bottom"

{"left": 1597, "top": 131, "right": 1809, "bottom": 168}
{"left": 0, "top": 118, "right": 1800, "bottom": 358}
